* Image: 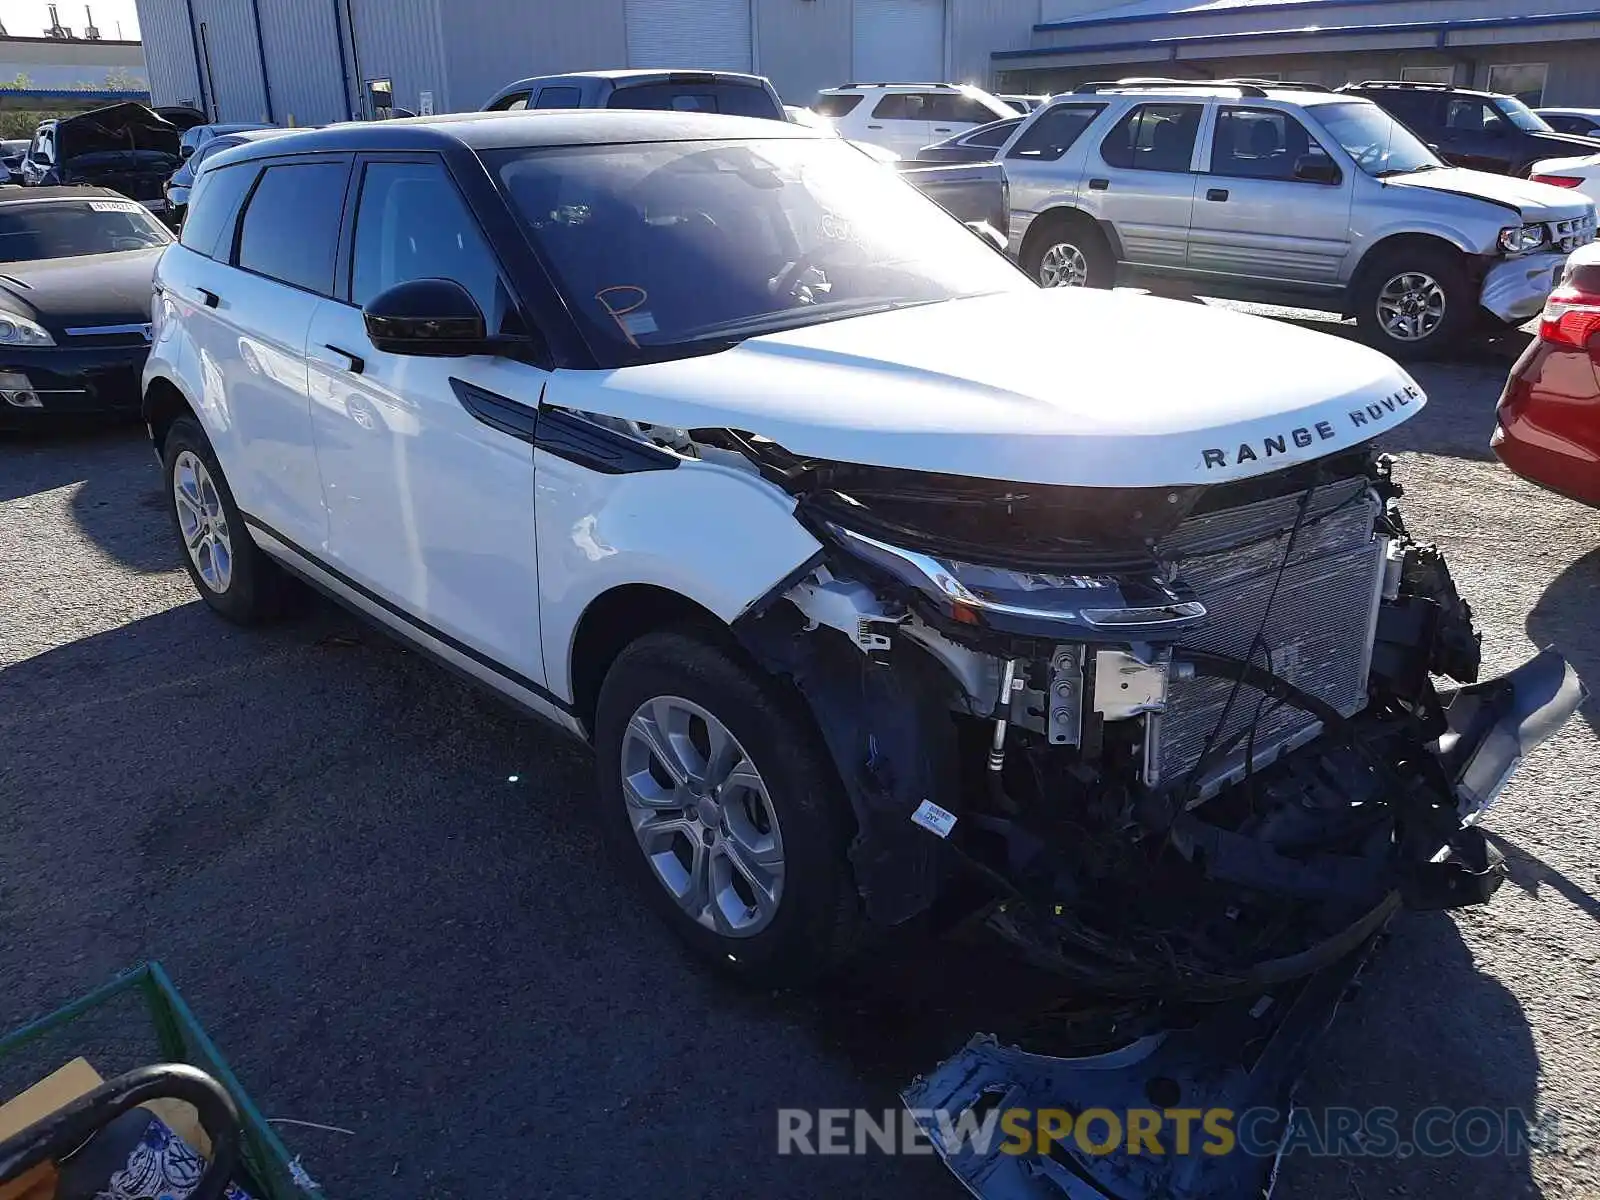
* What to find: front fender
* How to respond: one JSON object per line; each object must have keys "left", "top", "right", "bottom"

{"left": 535, "top": 446, "right": 822, "bottom": 704}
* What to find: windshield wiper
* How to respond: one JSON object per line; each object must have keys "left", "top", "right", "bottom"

{"left": 1375, "top": 163, "right": 1443, "bottom": 177}
{"left": 649, "top": 297, "right": 941, "bottom": 347}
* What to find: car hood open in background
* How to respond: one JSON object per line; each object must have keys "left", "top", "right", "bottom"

{"left": 0, "top": 248, "right": 164, "bottom": 332}
{"left": 56, "top": 102, "right": 180, "bottom": 161}
{"left": 555, "top": 288, "right": 1426, "bottom": 489}
{"left": 1386, "top": 165, "right": 1595, "bottom": 219}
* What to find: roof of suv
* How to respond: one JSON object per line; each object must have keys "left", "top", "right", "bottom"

{"left": 206, "top": 109, "right": 824, "bottom": 165}
{"left": 1068, "top": 78, "right": 1357, "bottom": 106}
{"left": 821, "top": 82, "right": 977, "bottom": 93}
{"left": 1337, "top": 80, "right": 1491, "bottom": 98}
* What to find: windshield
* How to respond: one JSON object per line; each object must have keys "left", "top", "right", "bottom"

{"left": 1308, "top": 101, "right": 1442, "bottom": 177}
{"left": 0, "top": 199, "right": 170, "bottom": 262}
{"left": 492, "top": 137, "right": 1028, "bottom": 363}
{"left": 1495, "top": 96, "right": 1554, "bottom": 132}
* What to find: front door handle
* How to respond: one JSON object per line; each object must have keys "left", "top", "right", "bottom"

{"left": 866, "top": 123, "right": 883, "bottom": 129}
{"left": 932, "top": 126, "right": 952, "bottom": 133}
{"left": 321, "top": 344, "right": 365, "bottom": 374}
{"left": 195, "top": 287, "right": 219, "bottom": 308}
{"left": 1088, "top": 177, "right": 1109, "bottom": 191}
{"left": 1206, "top": 188, "right": 1229, "bottom": 202}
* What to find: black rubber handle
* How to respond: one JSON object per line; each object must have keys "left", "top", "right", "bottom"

{"left": 0, "top": 1064, "right": 240, "bottom": 1200}
{"left": 1088, "top": 177, "right": 1109, "bottom": 190}
{"left": 1206, "top": 187, "right": 1230, "bottom": 201}
{"left": 324, "top": 343, "right": 365, "bottom": 374}
{"left": 196, "top": 287, "right": 220, "bottom": 308}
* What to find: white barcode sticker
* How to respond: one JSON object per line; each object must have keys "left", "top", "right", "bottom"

{"left": 911, "top": 799, "right": 957, "bottom": 839}
{"left": 89, "top": 200, "right": 142, "bottom": 213}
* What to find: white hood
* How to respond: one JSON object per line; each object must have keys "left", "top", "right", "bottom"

{"left": 1385, "top": 166, "right": 1594, "bottom": 220}
{"left": 549, "top": 289, "right": 1426, "bottom": 489}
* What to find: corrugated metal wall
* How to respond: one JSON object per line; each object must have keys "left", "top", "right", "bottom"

{"left": 132, "top": 0, "right": 203, "bottom": 109}
{"left": 256, "top": 0, "right": 349, "bottom": 126}
{"left": 948, "top": 0, "right": 1035, "bottom": 87}
{"left": 191, "top": 0, "right": 270, "bottom": 121}
{"left": 345, "top": 0, "right": 449, "bottom": 115}
{"left": 626, "top": 0, "right": 753, "bottom": 71}
{"left": 756, "top": 0, "right": 849, "bottom": 102}
{"left": 438, "top": 0, "right": 627, "bottom": 112}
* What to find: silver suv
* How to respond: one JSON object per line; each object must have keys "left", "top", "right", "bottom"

{"left": 999, "top": 79, "right": 1597, "bottom": 356}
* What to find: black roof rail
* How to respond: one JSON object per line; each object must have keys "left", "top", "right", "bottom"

{"left": 1073, "top": 77, "right": 1268, "bottom": 97}
{"left": 835, "top": 81, "right": 958, "bottom": 90}
{"left": 1219, "top": 77, "right": 1333, "bottom": 92}
{"left": 1340, "top": 79, "right": 1457, "bottom": 91}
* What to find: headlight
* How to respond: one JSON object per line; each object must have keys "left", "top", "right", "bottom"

{"left": 826, "top": 523, "right": 1207, "bottom": 636}
{"left": 0, "top": 314, "right": 54, "bottom": 347}
{"left": 1498, "top": 224, "right": 1549, "bottom": 254}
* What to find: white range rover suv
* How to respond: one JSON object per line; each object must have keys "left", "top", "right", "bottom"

{"left": 144, "top": 111, "right": 1579, "bottom": 991}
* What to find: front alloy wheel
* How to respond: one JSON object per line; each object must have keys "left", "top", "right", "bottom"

{"left": 1375, "top": 271, "right": 1447, "bottom": 343}
{"left": 619, "top": 695, "right": 785, "bottom": 938}
{"left": 1038, "top": 240, "right": 1090, "bottom": 288}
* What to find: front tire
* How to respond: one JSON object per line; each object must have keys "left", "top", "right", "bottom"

{"left": 1353, "top": 245, "right": 1475, "bottom": 359}
{"left": 593, "top": 628, "right": 861, "bottom": 986}
{"left": 162, "top": 414, "right": 288, "bottom": 624}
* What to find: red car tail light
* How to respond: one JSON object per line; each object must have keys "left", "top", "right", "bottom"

{"left": 1532, "top": 174, "right": 1585, "bottom": 188}
{"left": 1539, "top": 283, "right": 1600, "bottom": 349}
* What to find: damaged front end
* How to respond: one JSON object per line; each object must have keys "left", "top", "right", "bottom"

{"left": 725, "top": 445, "right": 1580, "bottom": 999}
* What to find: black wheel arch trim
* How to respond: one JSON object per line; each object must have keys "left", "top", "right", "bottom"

{"left": 239, "top": 512, "right": 576, "bottom": 717}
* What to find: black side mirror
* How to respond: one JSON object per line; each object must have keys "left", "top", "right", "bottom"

{"left": 363, "top": 278, "right": 490, "bottom": 356}
{"left": 1293, "top": 154, "right": 1342, "bottom": 185}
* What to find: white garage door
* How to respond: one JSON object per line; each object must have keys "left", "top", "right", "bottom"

{"left": 626, "top": 0, "right": 753, "bottom": 72}
{"left": 853, "top": 0, "right": 945, "bottom": 83}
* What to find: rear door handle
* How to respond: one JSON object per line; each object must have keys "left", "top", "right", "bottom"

{"left": 933, "top": 126, "right": 952, "bottom": 133}
{"left": 320, "top": 344, "right": 365, "bottom": 374}
{"left": 866, "top": 124, "right": 883, "bottom": 129}
{"left": 195, "top": 287, "right": 219, "bottom": 308}
{"left": 1088, "top": 178, "right": 1109, "bottom": 191}
{"left": 1206, "top": 188, "right": 1229, "bottom": 202}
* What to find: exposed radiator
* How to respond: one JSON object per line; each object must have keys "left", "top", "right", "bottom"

{"left": 1143, "top": 476, "right": 1385, "bottom": 797}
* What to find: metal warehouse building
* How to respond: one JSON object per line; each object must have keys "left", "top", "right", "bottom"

{"left": 130, "top": 0, "right": 1043, "bottom": 123}
{"left": 993, "top": 0, "right": 1600, "bottom": 107}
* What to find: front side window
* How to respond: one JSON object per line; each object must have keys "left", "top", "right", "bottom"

{"left": 491, "top": 137, "right": 1028, "bottom": 364}
{"left": 1308, "top": 101, "right": 1441, "bottom": 177}
{"left": 1007, "top": 104, "right": 1103, "bottom": 162}
{"left": 1210, "top": 107, "right": 1336, "bottom": 182}
{"left": 0, "top": 198, "right": 169, "bottom": 262}
{"left": 180, "top": 161, "right": 258, "bottom": 258}
{"left": 964, "top": 119, "right": 1020, "bottom": 149}
{"left": 1446, "top": 98, "right": 1508, "bottom": 134}
{"left": 535, "top": 86, "right": 581, "bottom": 109}
{"left": 350, "top": 160, "right": 504, "bottom": 322}
{"left": 235, "top": 161, "right": 349, "bottom": 294}
{"left": 492, "top": 92, "right": 530, "bottom": 112}
{"left": 1100, "top": 104, "right": 1201, "bottom": 172}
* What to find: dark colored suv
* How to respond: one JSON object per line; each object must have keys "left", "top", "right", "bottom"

{"left": 482, "top": 69, "right": 785, "bottom": 121}
{"left": 1338, "top": 81, "right": 1600, "bottom": 176}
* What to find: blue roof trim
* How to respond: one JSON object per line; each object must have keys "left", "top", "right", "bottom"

{"left": 1034, "top": 0, "right": 1411, "bottom": 35}
{"left": 0, "top": 88, "right": 151, "bottom": 102}
{"left": 995, "top": 7, "right": 1600, "bottom": 60}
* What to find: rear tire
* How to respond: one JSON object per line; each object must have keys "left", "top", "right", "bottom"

{"left": 1353, "top": 244, "right": 1475, "bottom": 360}
{"left": 1023, "top": 212, "right": 1115, "bottom": 289}
{"left": 593, "top": 628, "right": 861, "bottom": 986}
{"left": 162, "top": 415, "right": 289, "bottom": 624}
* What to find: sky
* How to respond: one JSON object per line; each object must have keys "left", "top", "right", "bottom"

{"left": 0, "top": 0, "right": 140, "bottom": 40}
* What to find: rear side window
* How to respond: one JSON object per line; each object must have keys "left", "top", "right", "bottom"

{"left": 872, "top": 93, "right": 929, "bottom": 120}
{"left": 813, "top": 93, "right": 863, "bottom": 118}
{"left": 926, "top": 93, "right": 1001, "bottom": 124}
{"left": 1007, "top": 104, "right": 1102, "bottom": 162}
{"left": 180, "top": 161, "right": 258, "bottom": 259}
{"left": 1100, "top": 103, "right": 1201, "bottom": 172}
{"left": 350, "top": 160, "right": 504, "bottom": 322}
{"left": 535, "top": 86, "right": 582, "bottom": 109}
{"left": 235, "top": 161, "right": 349, "bottom": 294}
{"left": 609, "top": 81, "right": 779, "bottom": 119}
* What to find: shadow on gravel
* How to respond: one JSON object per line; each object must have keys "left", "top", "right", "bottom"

{"left": 0, "top": 420, "right": 145, "bottom": 501}
{"left": 1528, "top": 546, "right": 1600, "bottom": 736}
{"left": 1488, "top": 830, "right": 1600, "bottom": 927}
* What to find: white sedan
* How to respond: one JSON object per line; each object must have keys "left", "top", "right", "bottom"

{"left": 1532, "top": 150, "right": 1600, "bottom": 206}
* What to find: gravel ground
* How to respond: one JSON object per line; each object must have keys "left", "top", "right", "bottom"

{"left": 1, "top": 307, "right": 1597, "bottom": 1199}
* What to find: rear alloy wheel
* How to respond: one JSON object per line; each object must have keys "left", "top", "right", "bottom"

{"left": 162, "top": 414, "right": 289, "bottom": 624}
{"left": 594, "top": 628, "right": 860, "bottom": 985}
